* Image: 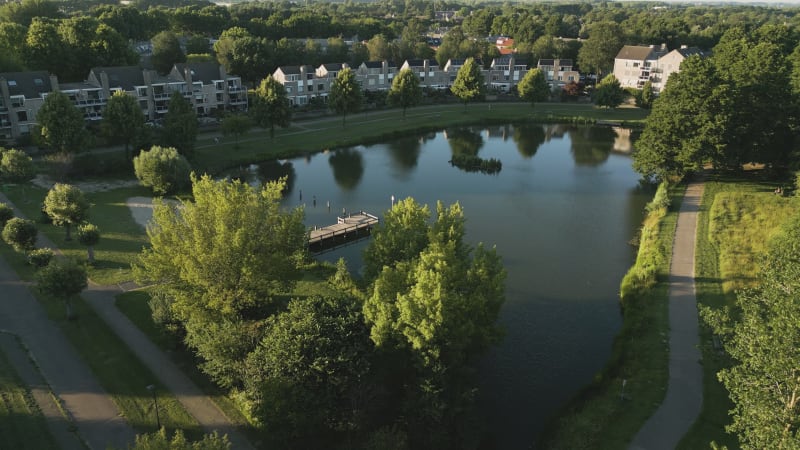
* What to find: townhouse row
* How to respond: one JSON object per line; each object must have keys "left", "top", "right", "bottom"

{"left": 0, "top": 62, "right": 247, "bottom": 141}
{"left": 273, "top": 56, "right": 580, "bottom": 106}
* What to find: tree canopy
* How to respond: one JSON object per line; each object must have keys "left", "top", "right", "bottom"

{"left": 43, "top": 183, "right": 89, "bottom": 241}
{"left": 517, "top": 68, "right": 550, "bottom": 106}
{"left": 102, "top": 90, "right": 146, "bottom": 159}
{"left": 593, "top": 74, "right": 624, "bottom": 108}
{"left": 161, "top": 91, "right": 197, "bottom": 156}
{"left": 329, "top": 67, "right": 362, "bottom": 126}
{"left": 450, "top": 57, "right": 485, "bottom": 108}
{"left": 250, "top": 75, "right": 291, "bottom": 138}
{"left": 36, "top": 91, "right": 88, "bottom": 154}
{"left": 387, "top": 68, "right": 422, "bottom": 118}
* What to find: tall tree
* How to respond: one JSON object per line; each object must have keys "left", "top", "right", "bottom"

{"left": 161, "top": 91, "right": 197, "bottom": 156}
{"left": 633, "top": 56, "right": 727, "bottom": 181}
{"left": 151, "top": 30, "right": 185, "bottom": 74}
{"left": 329, "top": 67, "right": 362, "bottom": 127}
{"left": 24, "top": 18, "right": 66, "bottom": 76}
{"left": 133, "top": 175, "right": 306, "bottom": 386}
{"left": 36, "top": 258, "right": 87, "bottom": 319}
{"left": 517, "top": 68, "right": 550, "bottom": 106}
{"left": 102, "top": 91, "right": 146, "bottom": 160}
{"left": 36, "top": 91, "right": 88, "bottom": 155}
{"left": 707, "top": 214, "right": 800, "bottom": 449}
{"left": 577, "top": 22, "right": 624, "bottom": 77}
{"left": 363, "top": 197, "right": 431, "bottom": 282}
{"left": 220, "top": 114, "right": 251, "bottom": 147}
{"left": 450, "top": 57, "right": 486, "bottom": 109}
{"left": 593, "top": 74, "right": 625, "bottom": 108}
{"left": 43, "top": 183, "right": 89, "bottom": 241}
{"left": 250, "top": 75, "right": 291, "bottom": 138}
{"left": 387, "top": 68, "right": 422, "bottom": 118}
{"left": 244, "top": 295, "right": 373, "bottom": 444}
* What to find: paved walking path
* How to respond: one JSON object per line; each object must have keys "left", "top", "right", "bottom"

{"left": 0, "top": 192, "right": 255, "bottom": 450}
{"left": 0, "top": 255, "right": 136, "bottom": 450}
{"left": 629, "top": 180, "right": 705, "bottom": 450}
{"left": 83, "top": 284, "right": 255, "bottom": 450}
{"left": 0, "top": 332, "right": 86, "bottom": 450}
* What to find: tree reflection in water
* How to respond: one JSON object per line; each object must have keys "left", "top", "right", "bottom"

{"left": 328, "top": 147, "right": 364, "bottom": 190}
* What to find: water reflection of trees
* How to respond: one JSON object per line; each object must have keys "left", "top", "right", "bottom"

{"left": 512, "top": 123, "right": 547, "bottom": 158}
{"left": 328, "top": 147, "right": 364, "bottom": 190}
{"left": 568, "top": 126, "right": 614, "bottom": 166}
{"left": 258, "top": 160, "right": 296, "bottom": 194}
{"left": 386, "top": 136, "right": 422, "bottom": 178}
{"left": 445, "top": 127, "right": 484, "bottom": 157}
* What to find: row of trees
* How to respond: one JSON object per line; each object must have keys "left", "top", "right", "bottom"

{"left": 133, "top": 175, "right": 506, "bottom": 447}
{"left": 634, "top": 25, "right": 800, "bottom": 180}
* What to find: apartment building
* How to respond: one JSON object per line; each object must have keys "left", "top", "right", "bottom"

{"left": 536, "top": 59, "right": 579, "bottom": 89}
{"left": 0, "top": 63, "right": 247, "bottom": 141}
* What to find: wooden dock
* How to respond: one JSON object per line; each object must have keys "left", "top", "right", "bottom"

{"left": 309, "top": 211, "right": 380, "bottom": 249}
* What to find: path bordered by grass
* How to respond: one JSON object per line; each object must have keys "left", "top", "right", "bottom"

{"left": 0, "top": 237, "right": 201, "bottom": 439}
{"left": 537, "top": 186, "right": 682, "bottom": 450}
{"left": 678, "top": 172, "right": 796, "bottom": 450}
{"left": 0, "top": 345, "right": 59, "bottom": 450}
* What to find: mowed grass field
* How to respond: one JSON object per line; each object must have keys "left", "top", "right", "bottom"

{"left": 679, "top": 170, "right": 797, "bottom": 450}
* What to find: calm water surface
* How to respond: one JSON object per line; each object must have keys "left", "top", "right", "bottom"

{"left": 245, "top": 124, "right": 648, "bottom": 448}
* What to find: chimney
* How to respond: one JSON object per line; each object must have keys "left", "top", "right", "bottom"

{"left": 100, "top": 71, "right": 111, "bottom": 99}
{"left": 49, "top": 74, "right": 59, "bottom": 91}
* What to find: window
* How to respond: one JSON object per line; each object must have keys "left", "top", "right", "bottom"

{"left": 7, "top": 80, "right": 16, "bottom": 87}
{"left": 10, "top": 96, "right": 23, "bottom": 108}
{"left": 33, "top": 78, "right": 43, "bottom": 87}
{"left": 318, "top": 84, "right": 324, "bottom": 91}
{"left": 17, "top": 111, "right": 27, "bottom": 121}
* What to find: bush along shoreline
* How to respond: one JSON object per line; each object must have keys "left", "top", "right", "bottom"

{"left": 537, "top": 181, "right": 681, "bottom": 449}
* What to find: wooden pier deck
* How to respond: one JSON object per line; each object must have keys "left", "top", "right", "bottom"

{"left": 309, "top": 212, "right": 380, "bottom": 247}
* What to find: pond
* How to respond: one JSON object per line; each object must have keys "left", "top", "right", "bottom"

{"left": 236, "top": 123, "right": 648, "bottom": 448}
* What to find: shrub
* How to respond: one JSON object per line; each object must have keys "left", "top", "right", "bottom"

{"left": 133, "top": 145, "right": 191, "bottom": 195}
{"left": 2, "top": 217, "right": 38, "bottom": 252}
{"left": 645, "top": 181, "right": 671, "bottom": 215}
{"left": 28, "top": 248, "right": 54, "bottom": 268}
{"left": 0, "top": 203, "right": 13, "bottom": 227}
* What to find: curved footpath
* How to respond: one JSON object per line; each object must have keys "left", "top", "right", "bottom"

{"left": 0, "top": 192, "right": 254, "bottom": 450}
{"left": 629, "top": 180, "right": 705, "bottom": 450}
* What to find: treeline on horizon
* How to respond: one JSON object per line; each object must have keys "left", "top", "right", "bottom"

{"left": 1, "top": 0, "right": 799, "bottom": 84}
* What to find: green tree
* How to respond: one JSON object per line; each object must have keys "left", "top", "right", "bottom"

{"left": 450, "top": 57, "right": 486, "bottom": 109}
{"left": 638, "top": 79, "right": 655, "bottom": 109}
{"left": 244, "top": 295, "right": 373, "bottom": 443}
{"left": 24, "top": 18, "right": 66, "bottom": 76}
{"left": 387, "top": 68, "right": 422, "bottom": 118}
{"left": 133, "top": 146, "right": 191, "bottom": 195}
{"left": 249, "top": 75, "right": 291, "bottom": 138}
{"left": 706, "top": 214, "right": 800, "bottom": 449}
{"left": 161, "top": 91, "right": 197, "bottom": 156}
{"left": 36, "top": 91, "right": 88, "bottom": 154}
{"left": 329, "top": 67, "right": 362, "bottom": 127}
{"left": 102, "top": 90, "right": 146, "bottom": 160}
{"left": 43, "top": 183, "right": 89, "bottom": 241}
{"left": 363, "top": 197, "right": 431, "bottom": 282}
{"left": 633, "top": 56, "right": 727, "bottom": 181}
{"left": 151, "top": 30, "right": 185, "bottom": 74}
{"left": 220, "top": 114, "right": 251, "bottom": 148}
{"left": 76, "top": 223, "right": 100, "bottom": 264}
{"left": 517, "top": 68, "right": 550, "bottom": 106}
{"left": 577, "top": 22, "right": 624, "bottom": 78}
{"left": 36, "top": 258, "right": 87, "bottom": 319}
{"left": 0, "top": 203, "right": 13, "bottom": 228}
{"left": 113, "top": 428, "right": 231, "bottom": 450}
{"left": 0, "top": 148, "right": 35, "bottom": 183}
{"left": 133, "top": 175, "right": 306, "bottom": 386}
{"left": 2, "top": 217, "right": 37, "bottom": 252}
{"left": 593, "top": 74, "right": 625, "bottom": 108}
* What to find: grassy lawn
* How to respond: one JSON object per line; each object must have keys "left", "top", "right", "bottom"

{"left": 538, "top": 185, "right": 682, "bottom": 450}
{"left": 2, "top": 184, "right": 151, "bottom": 285}
{"left": 0, "top": 241, "right": 201, "bottom": 438}
{"left": 0, "top": 343, "right": 59, "bottom": 450}
{"left": 679, "top": 171, "right": 796, "bottom": 450}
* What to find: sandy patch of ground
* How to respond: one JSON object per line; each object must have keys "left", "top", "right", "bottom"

{"left": 127, "top": 197, "right": 178, "bottom": 229}
{"left": 32, "top": 174, "right": 140, "bottom": 193}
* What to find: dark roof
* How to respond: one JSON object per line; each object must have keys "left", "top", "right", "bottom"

{"left": 0, "top": 71, "right": 52, "bottom": 99}
{"left": 89, "top": 66, "right": 145, "bottom": 90}
{"left": 615, "top": 45, "right": 657, "bottom": 61}
{"left": 363, "top": 61, "right": 384, "bottom": 69}
{"left": 320, "top": 63, "right": 343, "bottom": 71}
{"left": 403, "top": 59, "right": 425, "bottom": 67}
{"left": 174, "top": 62, "right": 222, "bottom": 83}
{"left": 277, "top": 66, "right": 301, "bottom": 75}
{"left": 676, "top": 47, "right": 709, "bottom": 58}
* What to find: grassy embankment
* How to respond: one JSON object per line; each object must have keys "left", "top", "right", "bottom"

{"left": 0, "top": 341, "right": 59, "bottom": 449}
{"left": 539, "top": 182, "right": 682, "bottom": 449}
{"left": 1, "top": 101, "right": 648, "bottom": 442}
{"left": 677, "top": 171, "right": 797, "bottom": 450}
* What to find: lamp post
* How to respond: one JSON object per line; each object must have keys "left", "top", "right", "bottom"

{"left": 391, "top": 195, "right": 395, "bottom": 207}
{"left": 146, "top": 384, "right": 161, "bottom": 429}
